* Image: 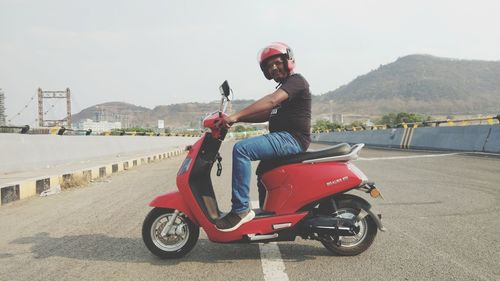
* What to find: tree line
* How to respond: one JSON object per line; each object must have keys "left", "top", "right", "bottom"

{"left": 312, "top": 112, "right": 432, "bottom": 132}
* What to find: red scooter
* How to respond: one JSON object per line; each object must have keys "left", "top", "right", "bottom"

{"left": 142, "top": 81, "right": 385, "bottom": 259}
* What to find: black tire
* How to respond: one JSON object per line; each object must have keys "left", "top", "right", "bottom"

{"left": 319, "top": 197, "right": 378, "bottom": 256}
{"left": 142, "top": 208, "right": 199, "bottom": 259}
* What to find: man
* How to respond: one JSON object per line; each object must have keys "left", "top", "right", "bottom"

{"left": 215, "top": 42, "right": 312, "bottom": 232}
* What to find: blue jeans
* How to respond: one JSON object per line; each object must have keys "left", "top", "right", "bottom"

{"left": 231, "top": 131, "right": 303, "bottom": 214}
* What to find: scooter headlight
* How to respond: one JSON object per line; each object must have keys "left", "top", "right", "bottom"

{"left": 177, "top": 156, "right": 192, "bottom": 176}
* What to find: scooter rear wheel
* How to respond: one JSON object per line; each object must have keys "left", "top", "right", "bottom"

{"left": 142, "top": 208, "right": 199, "bottom": 259}
{"left": 320, "top": 197, "right": 377, "bottom": 256}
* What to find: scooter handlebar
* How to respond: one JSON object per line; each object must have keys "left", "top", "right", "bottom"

{"left": 203, "top": 111, "right": 229, "bottom": 140}
{"left": 201, "top": 81, "right": 232, "bottom": 140}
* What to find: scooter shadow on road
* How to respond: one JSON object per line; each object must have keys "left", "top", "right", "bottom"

{"left": 8, "top": 232, "right": 333, "bottom": 264}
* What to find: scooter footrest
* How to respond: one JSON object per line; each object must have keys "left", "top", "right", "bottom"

{"left": 253, "top": 209, "right": 275, "bottom": 217}
{"left": 247, "top": 233, "right": 278, "bottom": 241}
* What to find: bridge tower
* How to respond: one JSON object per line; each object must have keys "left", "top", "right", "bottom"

{"left": 37, "top": 88, "right": 72, "bottom": 128}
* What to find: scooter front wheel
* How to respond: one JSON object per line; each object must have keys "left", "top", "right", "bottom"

{"left": 142, "top": 208, "right": 199, "bottom": 259}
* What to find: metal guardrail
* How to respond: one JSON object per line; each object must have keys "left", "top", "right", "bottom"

{"left": 314, "top": 114, "right": 500, "bottom": 133}
{"left": 0, "top": 125, "right": 30, "bottom": 134}
{"left": 56, "top": 127, "right": 93, "bottom": 136}
{"left": 102, "top": 130, "right": 204, "bottom": 137}
{"left": 0, "top": 126, "right": 201, "bottom": 137}
{"left": 396, "top": 114, "right": 500, "bottom": 128}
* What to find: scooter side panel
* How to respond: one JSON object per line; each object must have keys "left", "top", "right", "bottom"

{"left": 265, "top": 184, "right": 293, "bottom": 210}
{"left": 262, "top": 162, "right": 363, "bottom": 214}
{"left": 149, "top": 191, "right": 198, "bottom": 224}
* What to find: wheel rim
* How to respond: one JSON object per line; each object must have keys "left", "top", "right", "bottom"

{"left": 335, "top": 208, "right": 368, "bottom": 248}
{"left": 150, "top": 213, "right": 190, "bottom": 252}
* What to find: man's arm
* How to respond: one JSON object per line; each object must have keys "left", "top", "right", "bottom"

{"left": 225, "top": 89, "right": 288, "bottom": 125}
{"left": 238, "top": 109, "right": 272, "bottom": 123}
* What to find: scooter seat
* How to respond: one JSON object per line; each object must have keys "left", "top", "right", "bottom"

{"left": 256, "top": 143, "right": 351, "bottom": 175}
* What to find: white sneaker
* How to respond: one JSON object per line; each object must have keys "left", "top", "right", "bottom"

{"left": 215, "top": 210, "right": 255, "bottom": 232}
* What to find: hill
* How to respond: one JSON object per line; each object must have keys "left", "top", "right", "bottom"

{"left": 315, "top": 54, "right": 500, "bottom": 116}
{"left": 71, "top": 100, "right": 255, "bottom": 128}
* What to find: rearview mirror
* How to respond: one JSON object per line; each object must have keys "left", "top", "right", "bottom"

{"left": 219, "top": 80, "right": 230, "bottom": 97}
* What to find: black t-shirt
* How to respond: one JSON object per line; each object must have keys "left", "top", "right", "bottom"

{"left": 269, "top": 73, "right": 311, "bottom": 151}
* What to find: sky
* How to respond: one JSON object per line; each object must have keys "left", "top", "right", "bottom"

{"left": 1, "top": 0, "right": 499, "bottom": 126}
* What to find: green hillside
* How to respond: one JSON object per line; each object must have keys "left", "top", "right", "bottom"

{"left": 315, "top": 55, "right": 500, "bottom": 115}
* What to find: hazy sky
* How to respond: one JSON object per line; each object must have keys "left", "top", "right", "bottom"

{"left": 1, "top": 0, "right": 499, "bottom": 125}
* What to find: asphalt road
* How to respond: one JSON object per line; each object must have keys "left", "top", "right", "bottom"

{"left": 0, "top": 141, "right": 499, "bottom": 281}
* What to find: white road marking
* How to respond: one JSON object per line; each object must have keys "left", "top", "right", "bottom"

{"left": 358, "top": 152, "right": 460, "bottom": 161}
{"left": 251, "top": 200, "right": 289, "bottom": 281}
{"left": 259, "top": 243, "right": 289, "bottom": 281}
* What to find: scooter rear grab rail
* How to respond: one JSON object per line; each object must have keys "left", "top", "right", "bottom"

{"left": 303, "top": 143, "right": 365, "bottom": 163}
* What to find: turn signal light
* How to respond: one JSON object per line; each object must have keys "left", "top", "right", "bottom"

{"left": 370, "top": 188, "right": 381, "bottom": 198}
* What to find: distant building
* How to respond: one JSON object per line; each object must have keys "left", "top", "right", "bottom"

{"left": 341, "top": 114, "right": 370, "bottom": 124}
{"left": 75, "top": 119, "right": 121, "bottom": 133}
{"left": 0, "top": 89, "right": 5, "bottom": 126}
{"left": 331, "top": 113, "right": 343, "bottom": 124}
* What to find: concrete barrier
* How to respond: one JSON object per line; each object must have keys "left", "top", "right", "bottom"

{"left": 483, "top": 125, "right": 500, "bottom": 153}
{"left": 0, "top": 147, "right": 187, "bottom": 206}
{"left": 313, "top": 124, "right": 500, "bottom": 154}
{"left": 409, "top": 126, "right": 491, "bottom": 152}
{"left": 0, "top": 134, "right": 197, "bottom": 206}
{"left": 0, "top": 134, "right": 196, "bottom": 174}
{"left": 314, "top": 129, "right": 405, "bottom": 148}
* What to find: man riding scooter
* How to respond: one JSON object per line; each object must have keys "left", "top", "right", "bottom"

{"left": 215, "top": 42, "right": 312, "bottom": 232}
{"left": 143, "top": 66, "right": 384, "bottom": 258}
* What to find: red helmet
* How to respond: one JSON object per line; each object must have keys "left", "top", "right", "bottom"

{"left": 258, "top": 42, "right": 295, "bottom": 80}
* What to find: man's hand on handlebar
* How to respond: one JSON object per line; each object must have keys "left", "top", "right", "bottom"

{"left": 224, "top": 115, "right": 238, "bottom": 127}
{"left": 215, "top": 115, "right": 237, "bottom": 129}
